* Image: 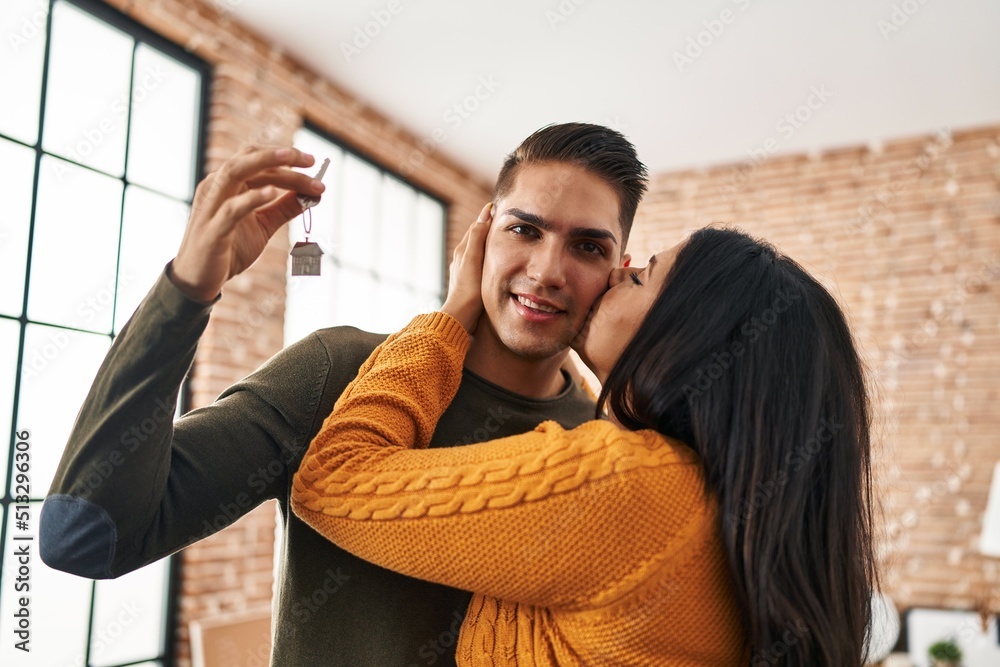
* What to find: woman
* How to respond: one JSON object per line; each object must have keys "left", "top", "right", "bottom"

{"left": 292, "top": 207, "right": 878, "bottom": 665}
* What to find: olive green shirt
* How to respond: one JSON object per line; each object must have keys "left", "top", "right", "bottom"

{"left": 40, "top": 266, "right": 596, "bottom": 667}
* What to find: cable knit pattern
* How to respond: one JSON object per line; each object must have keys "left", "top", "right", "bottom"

{"left": 302, "top": 423, "right": 679, "bottom": 521}
{"left": 292, "top": 313, "right": 749, "bottom": 665}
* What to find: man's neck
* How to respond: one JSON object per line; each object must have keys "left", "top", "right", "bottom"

{"left": 463, "top": 332, "right": 569, "bottom": 400}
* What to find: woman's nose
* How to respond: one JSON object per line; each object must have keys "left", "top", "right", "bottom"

{"left": 608, "top": 267, "right": 631, "bottom": 288}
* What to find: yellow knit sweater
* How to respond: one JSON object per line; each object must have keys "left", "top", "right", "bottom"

{"left": 292, "top": 313, "right": 748, "bottom": 665}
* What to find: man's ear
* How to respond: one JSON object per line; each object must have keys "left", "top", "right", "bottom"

{"left": 621, "top": 253, "right": 631, "bottom": 268}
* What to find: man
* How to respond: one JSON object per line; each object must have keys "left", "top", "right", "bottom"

{"left": 40, "top": 122, "right": 648, "bottom": 666}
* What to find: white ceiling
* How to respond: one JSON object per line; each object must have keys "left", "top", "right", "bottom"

{"left": 230, "top": 0, "right": 1000, "bottom": 183}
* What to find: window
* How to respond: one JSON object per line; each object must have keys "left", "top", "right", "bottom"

{"left": 284, "top": 126, "right": 448, "bottom": 344}
{"left": 0, "top": 0, "right": 208, "bottom": 665}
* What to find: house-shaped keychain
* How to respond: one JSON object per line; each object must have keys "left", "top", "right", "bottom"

{"left": 290, "top": 157, "right": 330, "bottom": 276}
{"left": 290, "top": 241, "right": 323, "bottom": 275}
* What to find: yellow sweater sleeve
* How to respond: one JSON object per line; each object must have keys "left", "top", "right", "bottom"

{"left": 292, "top": 313, "right": 708, "bottom": 610}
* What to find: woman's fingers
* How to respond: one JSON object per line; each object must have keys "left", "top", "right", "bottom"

{"left": 452, "top": 229, "right": 469, "bottom": 262}
{"left": 450, "top": 201, "right": 492, "bottom": 266}
{"left": 466, "top": 201, "right": 493, "bottom": 261}
{"left": 442, "top": 203, "right": 492, "bottom": 333}
{"left": 478, "top": 201, "right": 494, "bottom": 221}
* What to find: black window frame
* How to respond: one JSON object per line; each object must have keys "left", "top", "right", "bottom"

{"left": 0, "top": 0, "right": 211, "bottom": 664}
{"left": 296, "top": 119, "right": 450, "bottom": 307}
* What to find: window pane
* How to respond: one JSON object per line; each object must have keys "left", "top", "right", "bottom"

{"left": 0, "top": 319, "right": 19, "bottom": 489}
{"left": 293, "top": 126, "right": 335, "bottom": 159}
{"left": 338, "top": 155, "right": 380, "bottom": 265}
{"left": 91, "top": 559, "right": 169, "bottom": 666}
{"left": 416, "top": 289, "right": 443, "bottom": 314}
{"left": 42, "top": 0, "right": 133, "bottom": 176}
{"left": 126, "top": 43, "right": 200, "bottom": 200}
{"left": 285, "top": 129, "right": 444, "bottom": 348}
{"left": 0, "top": 138, "right": 35, "bottom": 317}
{"left": 284, "top": 259, "right": 338, "bottom": 347}
{"left": 0, "top": 0, "right": 48, "bottom": 143}
{"left": 115, "top": 186, "right": 189, "bottom": 333}
{"left": 17, "top": 324, "right": 110, "bottom": 495}
{"left": 334, "top": 266, "right": 380, "bottom": 331}
{"left": 414, "top": 195, "right": 445, "bottom": 294}
{"left": 28, "top": 156, "right": 123, "bottom": 331}
{"left": 374, "top": 282, "right": 419, "bottom": 332}
{"left": 378, "top": 176, "right": 415, "bottom": 283}
{"left": 0, "top": 502, "right": 93, "bottom": 667}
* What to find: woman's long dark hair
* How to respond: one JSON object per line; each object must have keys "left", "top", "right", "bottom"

{"left": 598, "top": 227, "right": 878, "bottom": 665}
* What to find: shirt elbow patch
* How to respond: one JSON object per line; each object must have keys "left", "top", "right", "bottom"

{"left": 40, "top": 495, "right": 117, "bottom": 579}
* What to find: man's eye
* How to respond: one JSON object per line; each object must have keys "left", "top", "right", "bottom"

{"left": 510, "top": 224, "right": 537, "bottom": 237}
{"left": 579, "top": 242, "right": 605, "bottom": 256}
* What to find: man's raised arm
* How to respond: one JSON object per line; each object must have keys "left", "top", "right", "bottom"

{"left": 40, "top": 146, "right": 329, "bottom": 578}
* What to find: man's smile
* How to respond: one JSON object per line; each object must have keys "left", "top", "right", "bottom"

{"left": 516, "top": 294, "right": 563, "bottom": 313}
{"left": 511, "top": 293, "right": 566, "bottom": 322}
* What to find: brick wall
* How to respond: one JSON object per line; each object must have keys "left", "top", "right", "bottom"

{"left": 99, "top": 1, "right": 490, "bottom": 664}
{"left": 626, "top": 125, "right": 1000, "bottom": 617}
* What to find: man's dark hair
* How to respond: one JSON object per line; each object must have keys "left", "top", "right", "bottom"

{"left": 493, "top": 122, "right": 648, "bottom": 249}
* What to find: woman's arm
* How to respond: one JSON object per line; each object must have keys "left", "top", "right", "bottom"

{"left": 292, "top": 312, "right": 707, "bottom": 610}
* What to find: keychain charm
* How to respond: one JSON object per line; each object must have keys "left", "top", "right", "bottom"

{"left": 290, "top": 211, "right": 323, "bottom": 276}
{"left": 291, "top": 157, "right": 330, "bottom": 276}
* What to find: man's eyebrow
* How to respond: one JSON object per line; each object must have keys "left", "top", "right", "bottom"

{"left": 503, "top": 207, "right": 619, "bottom": 246}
